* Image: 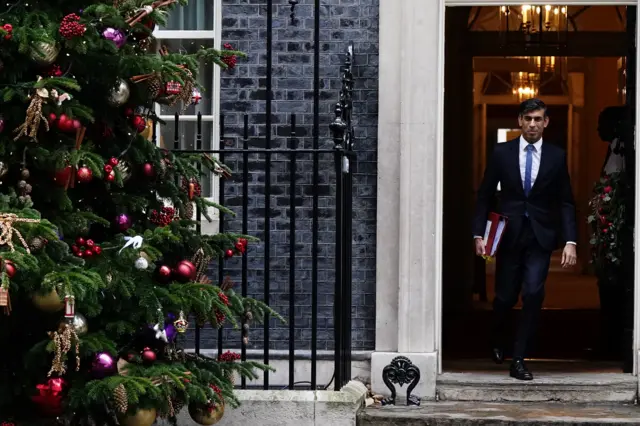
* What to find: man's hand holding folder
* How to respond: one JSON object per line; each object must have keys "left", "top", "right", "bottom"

{"left": 475, "top": 212, "right": 508, "bottom": 262}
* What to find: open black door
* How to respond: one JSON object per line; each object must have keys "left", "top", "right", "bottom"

{"left": 623, "top": 6, "right": 636, "bottom": 373}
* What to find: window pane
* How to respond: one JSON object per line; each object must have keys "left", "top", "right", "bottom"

{"left": 159, "top": 120, "right": 214, "bottom": 197}
{"left": 158, "top": 39, "right": 215, "bottom": 116}
{"left": 162, "top": 2, "right": 214, "bottom": 31}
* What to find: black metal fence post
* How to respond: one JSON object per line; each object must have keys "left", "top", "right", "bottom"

{"left": 331, "top": 103, "right": 347, "bottom": 391}
{"left": 241, "top": 114, "right": 249, "bottom": 389}
{"left": 288, "top": 114, "right": 297, "bottom": 389}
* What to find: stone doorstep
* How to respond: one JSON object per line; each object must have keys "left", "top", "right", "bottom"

{"left": 156, "top": 380, "right": 368, "bottom": 426}
{"left": 358, "top": 401, "right": 640, "bottom": 425}
{"left": 437, "top": 373, "right": 638, "bottom": 403}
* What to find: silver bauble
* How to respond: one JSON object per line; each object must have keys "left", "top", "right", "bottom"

{"left": 29, "top": 41, "right": 60, "bottom": 66}
{"left": 108, "top": 79, "right": 131, "bottom": 107}
{"left": 67, "top": 313, "right": 89, "bottom": 336}
{"left": 134, "top": 257, "right": 149, "bottom": 270}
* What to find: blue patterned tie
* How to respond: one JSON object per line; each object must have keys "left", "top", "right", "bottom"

{"left": 524, "top": 144, "right": 535, "bottom": 197}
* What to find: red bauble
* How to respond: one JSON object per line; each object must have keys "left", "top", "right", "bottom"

{"left": 71, "top": 244, "right": 79, "bottom": 254}
{"left": 157, "top": 265, "right": 172, "bottom": 282}
{"left": 4, "top": 261, "right": 16, "bottom": 278}
{"left": 48, "top": 113, "right": 57, "bottom": 124}
{"left": 76, "top": 166, "right": 92, "bottom": 183}
{"left": 132, "top": 115, "right": 146, "bottom": 133}
{"left": 106, "top": 171, "right": 115, "bottom": 182}
{"left": 235, "top": 242, "right": 246, "bottom": 253}
{"left": 225, "top": 249, "right": 234, "bottom": 259}
{"left": 104, "top": 164, "right": 113, "bottom": 173}
{"left": 54, "top": 165, "right": 72, "bottom": 186}
{"left": 84, "top": 249, "right": 93, "bottom": 257}
{"left": 73, "top": 119, "right": 82, "bottom": 129}
{"left": 109, "top": 157, "right": 119, "bottom": 166}
{"left": 141, "top": 347, "right": 156, "bottom": 363}
{"left": 57, "top": 114, "right": 74, "bottom": 132}
{"left": 175, "top": 260, "right": 196, "bottom": 282}
{"left": 32, "top": 377, "right": 66, "bottom": 417}
{"left": 124, "top": 107, "right": 134, "bottom": 117}
{"left": 92, "top": 245, "right": 102, "bottom": 255}
{"left": 142, "top": 163, "right": 155, "bottom": 177}
{"left": 76, "top": 251, "right": 84, "bottom": 258}
{"left": 75, "top": 237, "right": 85, "bottom": 246}
{"left": 85, "top": 239, "right": 94, "bottom": 248}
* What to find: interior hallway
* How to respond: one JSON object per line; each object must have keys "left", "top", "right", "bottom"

{"left": 443, "top": 251, "right": 616, "bottom": 364}
{"left": 476, "top": 251, "right": 600, "bottom": 311}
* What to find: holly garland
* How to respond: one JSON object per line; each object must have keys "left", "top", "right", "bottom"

{"left": 588, "top": 172, "right": 626, "bottom": 276}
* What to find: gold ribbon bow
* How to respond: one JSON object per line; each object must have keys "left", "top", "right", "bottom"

{"left": 0, "top": 213, "right": 40, "bottom": 254}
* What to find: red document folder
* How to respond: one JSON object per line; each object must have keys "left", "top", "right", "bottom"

{"left": 483, "top": 212, "right": 508, "bottom": 258}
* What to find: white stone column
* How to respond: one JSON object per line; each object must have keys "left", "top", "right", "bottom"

{"left": 374, "top": 0, "right": 401, "bottom": 354}
{"left": 372, "top": 0, "right": 444, "bottom": 400}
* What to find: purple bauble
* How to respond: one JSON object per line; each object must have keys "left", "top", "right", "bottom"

{"left": 164, "top": 323, "right": 177, "bottom": 343}
{"left": 91, "top": 352, "right": 117, "bottom": 378}
{"left": 102, "top": 27, "right": 127, "bottom": 49}
{"left": 115, "top": 213, "right": 132, "bottom": 232}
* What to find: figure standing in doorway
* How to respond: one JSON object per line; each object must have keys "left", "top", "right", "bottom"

{"left": 472, "top": 98, "right": 578, "bottom": 380}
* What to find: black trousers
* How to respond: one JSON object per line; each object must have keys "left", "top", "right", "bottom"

{"left": 492, "top": 217, "right": 552, "bottom": 359}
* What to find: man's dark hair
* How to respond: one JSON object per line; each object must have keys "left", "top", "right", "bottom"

{"left": 519, "top": 98, "right": 547, "bottom": 117}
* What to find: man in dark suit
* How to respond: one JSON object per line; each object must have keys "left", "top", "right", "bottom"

{"left": 473, "top": 98, "right": 578, "bottom": 380}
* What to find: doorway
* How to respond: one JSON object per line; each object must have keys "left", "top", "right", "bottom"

{"left": 441, "top": 5, "right": 636, "bottom": 374}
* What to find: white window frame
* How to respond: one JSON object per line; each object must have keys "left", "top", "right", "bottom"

{"left": 153, "top": 0, "right": 222, "bottom": 235}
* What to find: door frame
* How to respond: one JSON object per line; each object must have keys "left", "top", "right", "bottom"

{"left": 373, "top": 0, "right": 640, "bottom": 384}
{"left": 441, "top": 1, "right": 640, "bottom": 374}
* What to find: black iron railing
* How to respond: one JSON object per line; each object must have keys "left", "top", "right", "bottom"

{"left": 163, "top": 43, "right": 355, "bottom": 391}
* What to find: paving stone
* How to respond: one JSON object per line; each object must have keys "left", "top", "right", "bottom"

{"left": 358, "top": 401, "right": 640, "bottom": 425}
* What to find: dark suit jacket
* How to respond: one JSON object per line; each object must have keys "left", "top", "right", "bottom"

{"left": 472, "top": 138, "right": 577, "bottom": 252}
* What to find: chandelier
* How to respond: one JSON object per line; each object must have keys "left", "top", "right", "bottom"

{"left": 512, "top": 71, "right": 540, "bottom": 100}
{"left": 531, "top": 56, "right": 556, "bottom": 72}
{"left": 499, "top": 5, "right": 569, "bottom": 46}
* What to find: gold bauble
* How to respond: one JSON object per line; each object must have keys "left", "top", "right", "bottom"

{"left": 139, "top": 119, "right": 154, "bottom": 141}
{"left": 188, "top": 403, "right": 225, "bottom": 425}
{"left": 29, "top": 41, "right": 60, "bottom": 66}
{"left": 118, "top": 408, "right": 157, "bottom": 426}
{"left": 32, "top": 289, "right": 64, "bottom": 313}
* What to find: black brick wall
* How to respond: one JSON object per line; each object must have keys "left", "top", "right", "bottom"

{"left": 200, "top": 0, "right": 378, "bottom": 353}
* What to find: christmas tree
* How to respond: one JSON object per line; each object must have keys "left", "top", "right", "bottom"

{"left": 0, "top": 1, "right": 275, "bottom": 424}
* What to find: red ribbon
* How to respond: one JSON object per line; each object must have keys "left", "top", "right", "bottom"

{"left": 37, "top": 377, "right": 65, "bottom": 396}
{"left": 32, "top": 378, "right": 65, "bottom": 416}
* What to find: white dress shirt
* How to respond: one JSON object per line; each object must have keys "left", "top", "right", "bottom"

{"left": 474, "top": 136, "right": 575, "bottom": 246}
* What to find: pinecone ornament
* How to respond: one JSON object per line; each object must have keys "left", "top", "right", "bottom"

{"left": 172, "top": 397, "right": 185, "bottom": 414}
{"left": 29, "top": 236, "right": 46, "bottom": 251}
{"left": 181, "top": 202, "right": 194, "bottom": 220}
{"left": 114, "top": 384, "right": 128, "bottom": 413}
{"left": 147, "top": 77, "right": 163, "bottom": 100}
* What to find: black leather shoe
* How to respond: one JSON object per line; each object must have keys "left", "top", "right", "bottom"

{"left": 510, "top": 358, "right": 533, "bottom": 381}
{"left": 491, "top": 347, "right": 504, "bottom": 364}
